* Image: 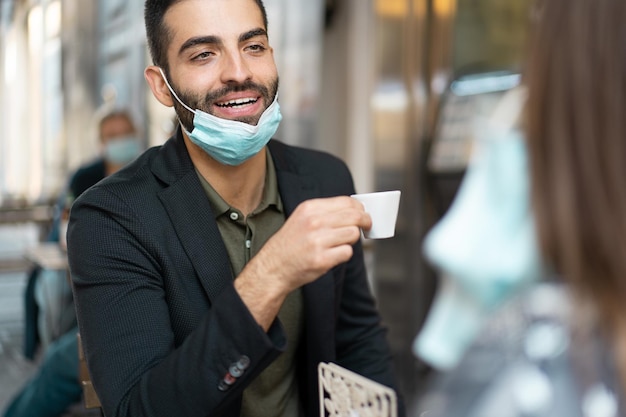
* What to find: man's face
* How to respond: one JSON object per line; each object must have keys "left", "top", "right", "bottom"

{"left": 163, "top": 0, "right": 279, "bottom": 129}
{"left": 100, "top": 115, "right": 135, "bottom": 145}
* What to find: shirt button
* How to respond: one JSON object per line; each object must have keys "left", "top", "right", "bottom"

{"left": 229, "top": 212, "right": 239, "bottom": 221}
{"left": 245, "top": 240, "right": 251, "bottom": 249}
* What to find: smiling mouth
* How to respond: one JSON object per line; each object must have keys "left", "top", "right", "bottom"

{"left": 216, "top": 98, "right": 258, "bottom": 108}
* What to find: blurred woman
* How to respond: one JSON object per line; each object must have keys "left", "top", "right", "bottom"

{"left": 414, "top": 0, "right": 626, "bottom": 415}
{"left": 526, "top": 0, "right": 626, "bottom": 400}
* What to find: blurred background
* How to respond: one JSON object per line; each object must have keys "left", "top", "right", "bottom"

{"left": 0, "top": 0, "right": 533, "bottom": 414}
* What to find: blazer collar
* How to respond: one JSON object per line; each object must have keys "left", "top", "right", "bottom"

{"left": 267, "top": 139, "right": 320, "bottom": 215}
{"left": 151, "top": 131, "right": 322, "bottom": 206}
{"left": 151, "top": 129, "right": 194, "bottom": 186}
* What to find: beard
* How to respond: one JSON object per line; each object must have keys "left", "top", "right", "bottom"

{"left": 170, "top": 76, "right": 279, "bottom": 133}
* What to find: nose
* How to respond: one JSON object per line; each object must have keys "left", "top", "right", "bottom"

{"left": 220, "top": 50, "right": 253, "bottom": 84}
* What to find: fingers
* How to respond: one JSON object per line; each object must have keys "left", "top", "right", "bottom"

{"left": 248, "top": 196, "right": 367, "bottom": 292}
{"left": 297, "top": 196, "right": 372, "bottom": 232}
{"left": 322, "top": 243, "right": 355, "bottom": 268}
{"left": 304, "top": 224, "right": 362, "bottom": 253}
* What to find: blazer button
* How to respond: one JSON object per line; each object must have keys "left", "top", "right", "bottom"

{"left": 229, "top": 364, "right": 243, "bottom": 378}
{"left": 223, "top": 373, "right": 236, "bottom": 385}
{"left": 217, "top": 380, "right": 229, "bottom": 392}
{"left": 217, "top": 372, "right": 236, "bottom": 392}
{"left": 229, "top": 355, "right": 250, "bottom": 377}
{"left": 236, "top": 355, "right": 250, "bottom": 370}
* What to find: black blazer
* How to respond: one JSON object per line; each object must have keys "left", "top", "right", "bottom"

{"left": 68, "top": 131, "right": 402, "bottom": 417}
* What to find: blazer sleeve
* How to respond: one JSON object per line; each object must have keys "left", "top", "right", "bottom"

{"left": 68, "top": 185, "right": 286, "bottom": 417}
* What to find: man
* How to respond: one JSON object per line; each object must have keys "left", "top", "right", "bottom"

{"left": 66, "top": 110, "right": 142, "bottom": 206}
{"left": 68, "top": 1, "right": 403, "bottom": 416}
{"left": 4, "top": 110, "right": 141, "bottom": 417}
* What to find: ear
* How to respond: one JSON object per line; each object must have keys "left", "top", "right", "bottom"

{"left": 145, "top": 65, "right": 174, "bottom": 107}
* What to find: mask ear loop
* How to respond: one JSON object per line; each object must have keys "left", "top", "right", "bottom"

{"left": 158, "top": 68, "right": 197, "bottom": 116}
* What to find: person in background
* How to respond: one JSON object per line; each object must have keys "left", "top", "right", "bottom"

{"left": 67, "top": 1, "right": 403, "bottom": 416}
{"left": 66, "top": 110, "right": 143, "bottom": 210}
{"left": 414, "top": 0, "right": 626, "bottom": 416}
{"left": 24, "top": 109, "right": 142, "bottom": 359}
{"left": 5, "top": 110, "right": 141, "bottom": 417}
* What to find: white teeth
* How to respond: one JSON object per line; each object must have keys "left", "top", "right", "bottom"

{"left": 218, "top": 98, "right": 256, "bottom": 107}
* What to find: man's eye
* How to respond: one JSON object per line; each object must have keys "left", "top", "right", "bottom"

{"left": 193, "top": 51, "right": 213, "bottom": 61}
{"left": 247, "top": 44, "right": 266, "bottom": 52}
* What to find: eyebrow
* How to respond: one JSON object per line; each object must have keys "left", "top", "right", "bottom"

{"left": 178, "top": 35, "right": 220, "bottom": 56}
{"left": 239, "top": 28, "right": 268, "bottom": 42}
{"left": 178, "top": 28, "right": 268, "bottom": 57}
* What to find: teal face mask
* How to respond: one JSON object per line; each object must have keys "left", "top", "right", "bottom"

{"left": 159, "top": 68, "right": 282, "bottom": 166}
{"left": 414, "top": 129, "right": 545, "bottom": 370}
{"left": 104, "top": 136, "right": 142, "bottom": 165}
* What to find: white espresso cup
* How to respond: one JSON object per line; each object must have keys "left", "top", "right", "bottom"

{"left": 350, "top": 190, "right": 401, "bottom": 239}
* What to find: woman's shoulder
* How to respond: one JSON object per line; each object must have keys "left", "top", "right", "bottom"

{"left": 414, "top": 282, "right": 622, "bottom": 417}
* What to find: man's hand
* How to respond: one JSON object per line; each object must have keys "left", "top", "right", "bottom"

{"left": 234, "top": 196, "right": 371, "bottom": 330}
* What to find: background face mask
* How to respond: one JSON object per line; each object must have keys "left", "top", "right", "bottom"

{"left": 104, "top": 136, "right": 142, "bottom": 165}
{"left": 414, "top": 129, "right": 545, "bottom": 370}
{"left": 159, "top": 68, "right": 282, "bottom": 166}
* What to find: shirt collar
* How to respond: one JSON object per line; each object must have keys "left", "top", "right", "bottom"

{"left": 196, "top": 148, "right": 283, "bottom": 219}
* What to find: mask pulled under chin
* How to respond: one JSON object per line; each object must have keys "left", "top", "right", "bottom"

{"left": 184, "top": 96, "right": 282, "bottom": 166}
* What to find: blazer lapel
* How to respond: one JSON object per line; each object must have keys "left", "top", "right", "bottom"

{"left": 153, "top": 133, "right": 233, "bottom": 302}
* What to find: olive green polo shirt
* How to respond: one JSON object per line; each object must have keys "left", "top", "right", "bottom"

{"left": 196, "top": 149, "right": 304, "bottom": 417}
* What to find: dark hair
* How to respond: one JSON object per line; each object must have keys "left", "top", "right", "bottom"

{"left": 144, "top": 0, "right": 268, "bottom": 73}
{"left": 98, "top": 110, "right": 136, "bottom": 140}
{"left": 525, "top": 0, "right": 626, "bottom": 386}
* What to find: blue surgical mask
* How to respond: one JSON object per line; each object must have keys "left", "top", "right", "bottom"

{"left": 159, "top": 68, "right": 282, "bottom": 166}
{"left": 104, "top": 136, "right": 142, "bottom": 165}
{"left": 414, "top": 129, "right": 545, "bottom": 370}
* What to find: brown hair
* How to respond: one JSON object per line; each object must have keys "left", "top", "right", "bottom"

{"left": 525, "top": 0, "right": 626, "bottom": 379}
